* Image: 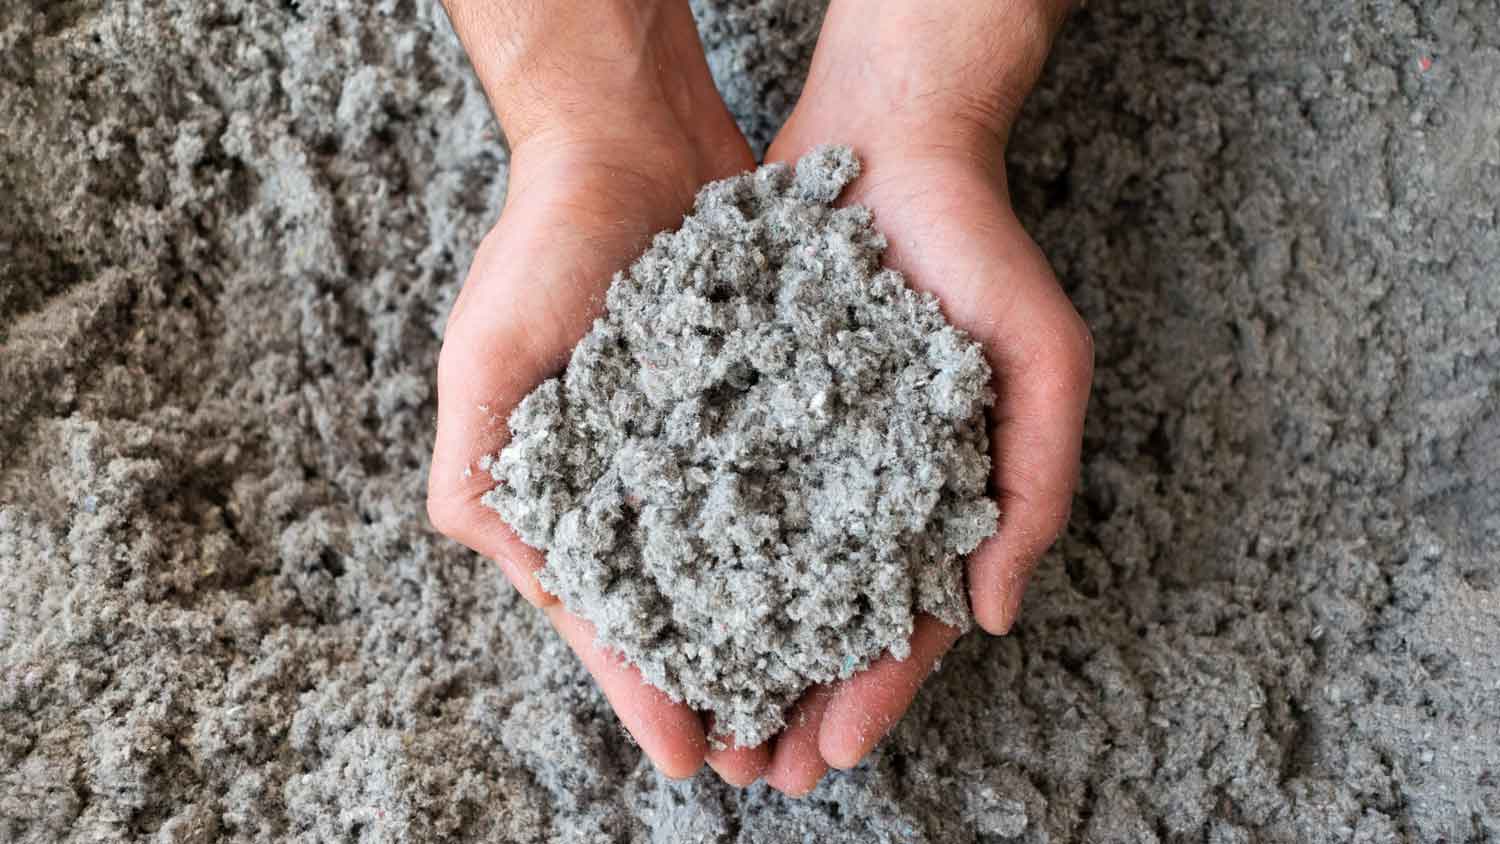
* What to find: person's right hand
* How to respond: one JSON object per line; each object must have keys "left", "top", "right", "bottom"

{"left": 428, "top": 0, "right": 774, "bottom": 787}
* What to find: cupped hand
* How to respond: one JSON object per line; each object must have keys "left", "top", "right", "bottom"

{"left": 427, "top": 115, "right": 778, "bottom": 783}
{"left": 429, "top": 0, "right": 1086, "bottom": 795}
{"left": 430, "top": 0, "right": 793, "bottom": 787}
{"left": 752, "top": 0, "right": 1092, "bottom": 796}
{"left": 427, "top": 110, "right": 1089, "bottom": 791}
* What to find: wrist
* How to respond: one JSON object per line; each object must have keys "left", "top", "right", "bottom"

{"left": 443, "top": 0, "right": 731, "bottom": 152}
{"left": 799, "top": 0, "right": 1069, "bottom": 152}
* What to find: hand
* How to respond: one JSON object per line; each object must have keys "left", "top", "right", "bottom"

{"left": 752, "top": 0, "right": 1092, "bottom": 795}
{"left": 430, "top": 0, "right": 1088, "bottom": 794}
{"left": 427, "top": 0, "right": 772, "bottom": 783}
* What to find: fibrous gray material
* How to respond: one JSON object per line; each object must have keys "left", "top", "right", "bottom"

{"left": 690, "top": 0, "right": 829, "bottom": 157}
{"left": 4, "top": 1, "right": 1499, "bottom": 842}
{"left": 483, "top": 146, "right": 996, "bottom": 747}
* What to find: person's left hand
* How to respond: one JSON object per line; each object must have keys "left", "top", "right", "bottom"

{"left": 749, "top": 0, "right": 1094, "bottom": 796}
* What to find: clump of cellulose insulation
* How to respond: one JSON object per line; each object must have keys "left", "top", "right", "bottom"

{"left": 483, "top": 146, "right": 998, "bottom": 747}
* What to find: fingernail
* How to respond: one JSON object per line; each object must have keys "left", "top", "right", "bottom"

{"left": 657, "top": 760, "right": 703, "bottom": 781}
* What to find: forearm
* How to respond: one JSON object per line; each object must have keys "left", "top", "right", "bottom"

{"left": 439, "top": 0, "right": 726, "bottom": 149}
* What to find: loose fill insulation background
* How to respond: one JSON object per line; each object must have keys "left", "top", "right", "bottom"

{"left": 2, "top": 1, "right": 1497, "bottom": 841}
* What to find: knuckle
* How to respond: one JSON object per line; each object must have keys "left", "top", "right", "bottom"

{"left": 1036, "top": 308, "right": 1094, "bottom": 398}
{"left": 1041, "top": 496, "right": 1074, "bottom": 546}
{"left": 426, "top": 489, "right": 463, "bottom": 537}
{"left": 434, "top": 340, "right": 469, "bottom": 398}
{"left": 1071, "top": 313, "right": 1096, "bottom": 373}
{"left": 1026, "top": 500, "right": 1071, "bottom": 553}
{"left": 1010, "top": 473, "right": 1077, "bottom": 546}
{"left": 1058, "top": 311, "right": 1095, "bottom": 386}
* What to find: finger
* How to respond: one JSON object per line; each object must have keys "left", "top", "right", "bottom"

{"left": 765, "top": 684, "right": 833, "bottom": 797}
{"left": 960, "top": 251, "right": 1092, "bottom": 634}
{"left": 819, "top": 615, "right": 961, "bottom": 769}
{"left": 703, "top": 719, "right": 772, "bottom": 788}
{"left": 546, "top": 604, "right": 707, "bottom": 779}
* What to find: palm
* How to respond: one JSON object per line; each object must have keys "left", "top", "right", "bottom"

{"left": 429, "top": 138, "right": 759, "bottom": 780}
{"left": 430, "top": 125, "right": 1089, "bottom": 796}
{"left": 751, "top": 134, "right": 1094, "bottom": 794}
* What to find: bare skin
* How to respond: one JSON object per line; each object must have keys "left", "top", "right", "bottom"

{"left": 428, "top": 0, "right": 1090, "bottom": 795}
